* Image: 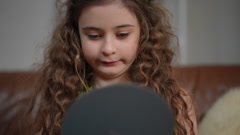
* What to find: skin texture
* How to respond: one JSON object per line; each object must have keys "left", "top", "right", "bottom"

{"left": 78, "top": 1, "right": 140, "bottom": 88}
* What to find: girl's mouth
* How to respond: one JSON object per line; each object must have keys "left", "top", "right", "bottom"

{"left": 101, "top": 61, "right": 121, "bottom": 65}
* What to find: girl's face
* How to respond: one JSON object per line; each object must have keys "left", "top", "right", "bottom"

{"left": 78, "top": 1, "right": 140, "bottom": 83}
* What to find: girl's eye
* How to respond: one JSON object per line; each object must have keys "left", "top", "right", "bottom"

{"left": 88, "top": 34, "right": 101, "bottom": 39}
{"left": 116, "top": 33, "right": 129, "bottom": 39}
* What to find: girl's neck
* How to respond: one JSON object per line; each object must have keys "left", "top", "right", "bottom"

{"left": 92, "top": 74, "right": 131, "bottom": 89}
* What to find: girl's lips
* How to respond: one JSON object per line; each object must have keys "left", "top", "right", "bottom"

{"left": 101, "top": 60, "right": 121, "bottom": 65}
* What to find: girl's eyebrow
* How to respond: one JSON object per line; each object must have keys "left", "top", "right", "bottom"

{"left": 82, "top": 27, "right": 100, "bottom": 30}
{"left": 82, "top": 24, "right": 134, "bottom": 30}
{"left": 115, "top": 24, "right": 134, "bottom": 28}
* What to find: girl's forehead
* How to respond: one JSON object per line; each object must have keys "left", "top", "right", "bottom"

{"left": 78, "top": 1, "right": 139, "bottom": 27}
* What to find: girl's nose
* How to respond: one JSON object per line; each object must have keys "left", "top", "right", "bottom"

{"left": 101, "top": 36, "right": 116, "bottom": 56}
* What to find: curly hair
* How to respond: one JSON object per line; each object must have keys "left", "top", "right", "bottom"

{"left": 24, "top": 0, "right": 195, "bottom": 135}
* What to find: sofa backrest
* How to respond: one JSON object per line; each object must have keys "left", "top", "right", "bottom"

{"left": 0, "top": 66, "right": 240, "bottom": 125}
{"left": 174, "top": 65, "right": 240, "bottom": 120}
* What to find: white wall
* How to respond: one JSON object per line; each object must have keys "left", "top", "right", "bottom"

{"left": 187, "top": 0, "right": 240, "bottom": 65}
{"left": 0, "top": 0, "right": 239, "bottom": 71}
{"left": 163, "top": 0, "right": 240, "bottom": 66}
{"left": 0, "top": 0, "right": 55, "bottom": 71}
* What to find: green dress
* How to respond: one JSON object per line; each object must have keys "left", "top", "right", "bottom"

{"left": 76, "top": 86, "right": 93, "bottom": 99}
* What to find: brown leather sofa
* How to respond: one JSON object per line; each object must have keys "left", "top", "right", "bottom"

{"left": 1, "top": 65, "right": 240, "bottom": 134}
{"left": 173, "top": 65, "right": 240, "bottom": 121}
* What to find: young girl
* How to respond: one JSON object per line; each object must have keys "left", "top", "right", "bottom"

{"left": 22, "top": 0, "right": 198, "bottom": 134}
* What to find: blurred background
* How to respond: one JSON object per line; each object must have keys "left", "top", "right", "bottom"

{"left": 0, "top": 0, "right": 240, "bottom": 71}
{"left": 0, "top": 1, "right": 240, "bottom": 135}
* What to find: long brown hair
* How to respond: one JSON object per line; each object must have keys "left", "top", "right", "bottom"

{"left": 23, "top": 0, "right": 195, "bottom": 134}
